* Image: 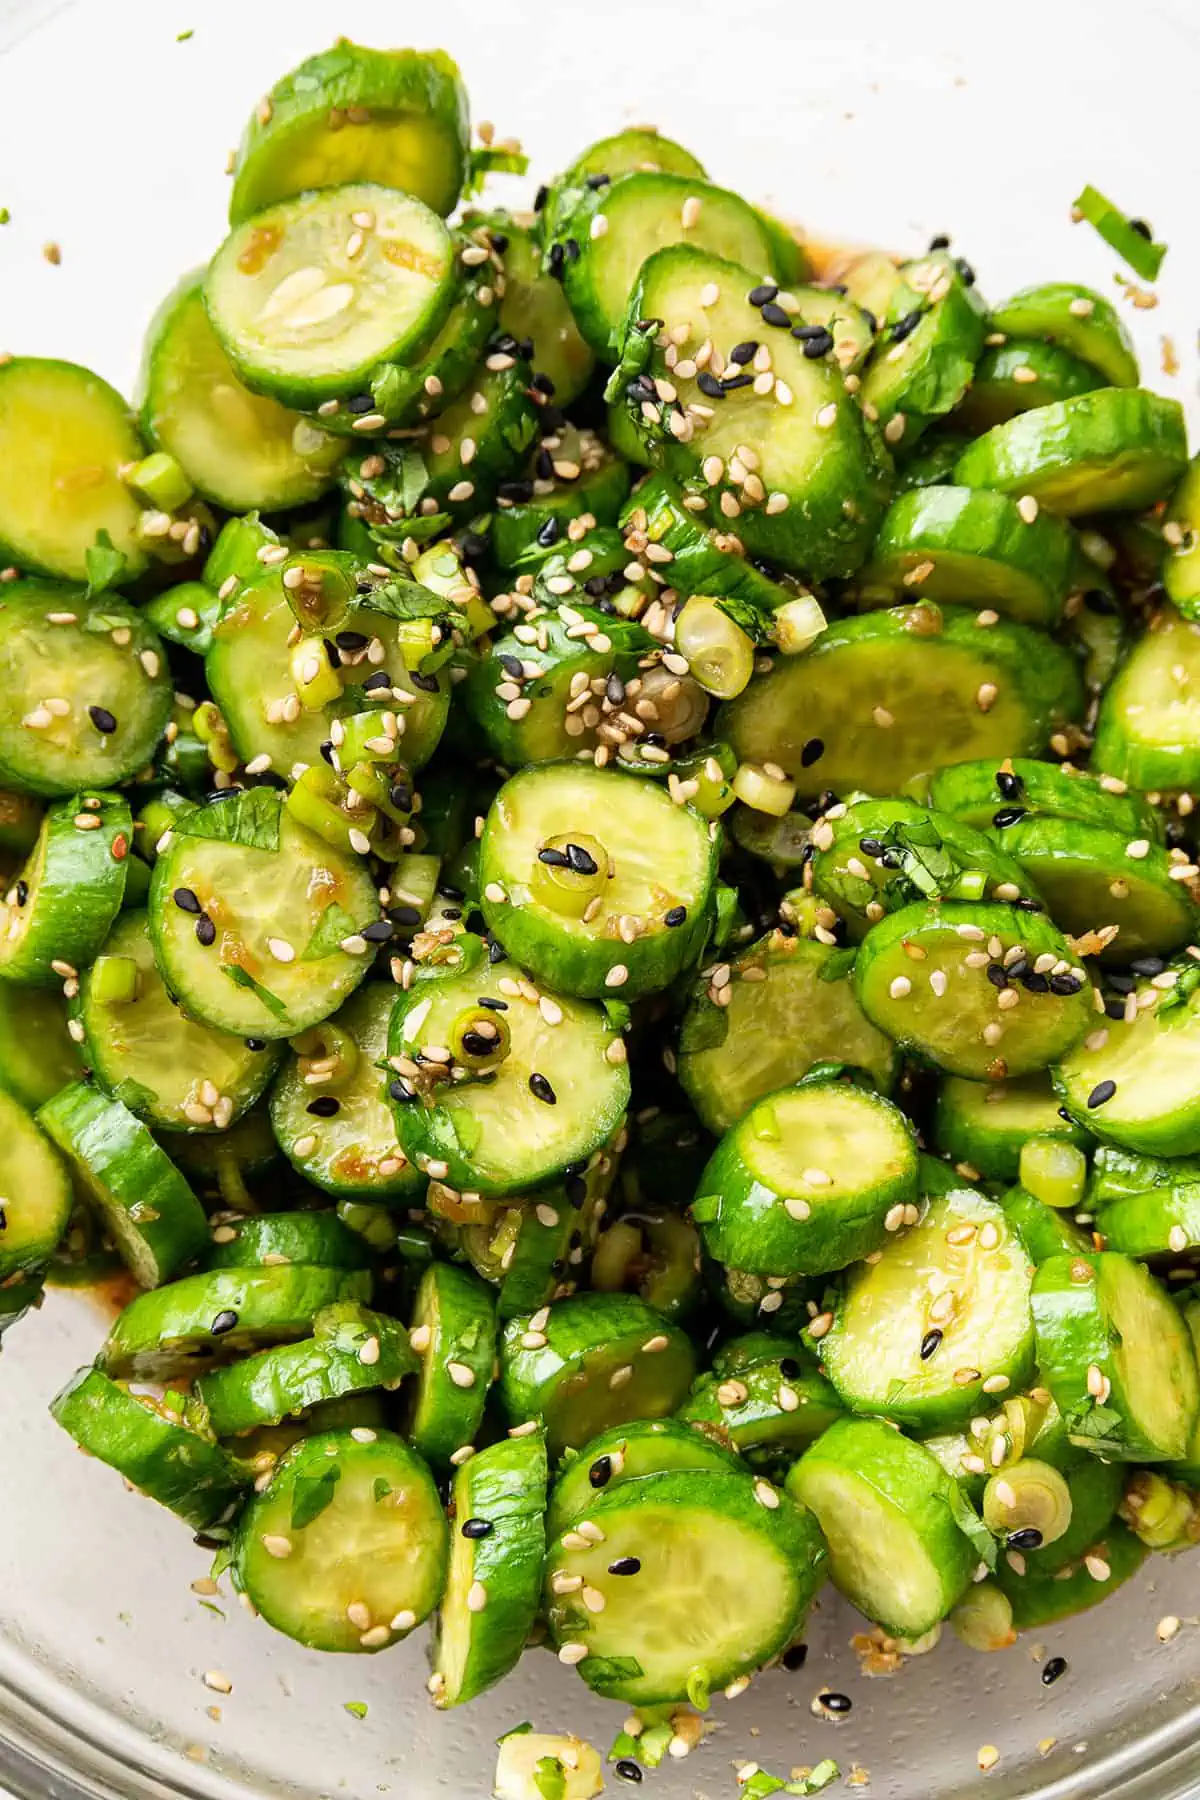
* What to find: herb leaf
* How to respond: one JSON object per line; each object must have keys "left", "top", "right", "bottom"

{"left": 532, "top": 1758, "right": 566, "bottom": 1800}
{"left": 84, "top": 529, "right": 127, "bottom": 599}
{"left": 290, "top": 1463, "right": 342, "bottom": 1530}
{"left": 947, "top": 1483, "right": 998, "bottom": 1571}
{"left": 301, "top": 902, "right": 362, "bottom": 962}
{"left": 221, "top": 963, "right": 288, "bottom": 1019}
{"left": 177, "top": 787, "right": 281, "bottom": 852}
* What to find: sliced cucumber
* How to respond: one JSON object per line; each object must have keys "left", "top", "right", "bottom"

{"left": 479, "top": 763, "right": 717, "bottom": 1000}
{"left": 405, "top": 1261, "right": 496, "bottom": 1468}
{"left": 499, "top": 1293, "right": 694, "bottom": 1456}
{"left": 0, "top": 1088, "right": 73, "bottom": 1281}
{"left": 0, "top": 358, "right": 148, "bottom": 582}
{"left": 1031, "top": 1251, "right": 1199, "bottom": 1461}
{"left": 489, "top": 428, "right": 629, "bottom": 568}
{"left": 232, "top": 1428, "right": 447, "bottom": 1652}
{"left": 50, "top": 1368, "right": 244, "bottom": 1530}
{"left": 99, "top": 1263, "right": 372, "bottom": 1381}
{"left": 678, "top": 930, "right": 897, "bottom": 1136}
{"left": 822, "top": 1176, "right": 1036, "bottom": 1429}
{"left": 1009, "top": 1456, "right": 1123, "bottom": 1576}
{"left": 494, "top": 1732, "right": 604, "bottom": 1800}
{"left": 692, "top": 1080, "right": 918, "bottom": 1277}
{"left": 196, "top": 1302, "right": 417, "bottom": 1437}
{"left": 432, "top": 1431, "right": 548, "bottom": 1706}
{"left": 1094, "top": 1182, "right": 1200, "bottom": 1261}
{"left": 988, "top": 284, "right": 1138, "bottom": 389}
{"left": 677, "top": 1358, "right": 842, "bottom": 1463}
{"left": 37, "top": 1082, "right": 208, "bottom": 1287}
{"left": 229, "top": 43, "right": 469, "bottom": 222}
{"left": 492, "top": 217, "right": 596, "bottom": 407}
{"left": 995, "top": 1521, "right": 1145, "bottom": 1629}
{"left": 0, "top": 982, "right": 79, "bottom": 1110}
{"left": 389, "top": 944, "right": 629, "bottom": 1196}
{"left": 206, "top": 1212, "right": 370, "bottom": 1271}
{"left": 1000, "top": 1183, "right": 1091, "bottom": 1264}
{"left": 954, "top": 389, "right": 1187, "bottom": 517}
{"left": 860, "top": 253, "right": 986, "bottom": 440}
{"left": 928, "top": 756, "right": 1161, "bottom": 841}
{"left": 543, "top": 1468, "right": 824, "bottom": 1703}
{"left": 414, "top": 355, "right": 539, "bottom": 519}
{"left": 544, "top": 126, "right": 706, "bottom": 244}
{"left": 786, "top": 1416, "right": 976, "bottom": 1637}
{"left": 955, "top": 340, "right": 1103, "bottom": 434}
{"left": 546, "top": 1416, "right": 743, "bottom": 1541}
{"left": 0, "top": 582, "right": 172, "bottom": 798}
{"left": 139, "top": 273, "right": 343, "bottom": 513}
{"left": 74, "top": 910, "right": 280, "bottom": 1131}
{"left": 1163, "top": 452, "right": 1200, "bottom": 619}
{"left": 1091, "top": 603, "right": 1200, "bottom": 791}
{"left": 934, "top": 1074, "right": 1086, "bottom": 1182}
{"left": 720, "top": 605, "right": 1084, "bottom": 797}
{"left": 1088, "top": 1142, "right": 1200, "bottom": 1207}
{"left": 856, "top": 485, "right": 1074, "bottom": 627}
{"left": 206, "top": 183, "right": 455, "bottom": 408}
{"left": 0, "top": 793, "right": 129, "bottom": 986}
{"left": 1055, "top": 976, "right": 1200, "bottom": 1156}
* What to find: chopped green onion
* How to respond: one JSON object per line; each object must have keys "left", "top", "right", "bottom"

{"left": 1072, "top": 185, "right": 1166, "bottom": 282}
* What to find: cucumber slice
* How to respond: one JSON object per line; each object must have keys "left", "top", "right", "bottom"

{"left": 809, "top": 796, "right": 1037, "bottom": 942}
{"left": 954, "top": 389, "right": 1187, "bottom": 517}
{"left": 1091, "top": 603, "right": 1200, "bottom": 791}
{"left": 229, "top": 44, "right": 469, "bottom": 223}
{"left": 38, "top": 1083, "right": 208, "bottom": 1287}
{"left": 206, "top": 1212, "right": 370, "bottom": 1271}
{"left": 995, "top": 1520, "right": 1145, "bottom": 1629}
{"left": 74, "top": 910, "right": 280, "bottom": 1131}
{"left": 677, "top": 1359, "right": 842, "bottom": 1462}
{"left": 994, "top": 815, "right": 1196, "bottom": 962}
{"left": 270, "top": 983, "right": 421, "bottom": 1200}
{"left": 0, "top": 1088, "right": 73, "bottom": 1281}
{"left": 786, "top": 1417, "right": 976, "bottom": 1637}
{"left": 432, "top": 1431, "right": 548, "bottom": 1706}
{"left": 390, "top": 944, "right": 628, "bottom": 1196}
{"left": 1088, "top": 1142, "right": 1200, "bottom": 1208}
{"left": 0, "top": 982, "right": 79, "bottom": 1110}
{"left": 489, "top": 428, "right": 629, "bottom": 568}
{"left": 616, "top": 246, "right": 892, "bottom": 580}
{"left": 161, "top": 1100, "right": 280, "bottom": 1193}
{"left": 1031, "top": 1251, "right": 1199, "bottom": 1461}
{"left": 1094, "top": 1182, "right": 1200, "bottom": 1260}
{"left": 412, "top": 354, "right": 540, "bottom": 519}
{"left": 856, "top": 486, "right": 1074, "bottom": 627}
{"left": 677, "top": 931, "right": 898, "bottom": 1136}
{"left": 1000, "top": 1183, "right": 1091, "bottom": 1263}
{"left": 0, "top": 793, "right": 129, "bottom": 985}
{"left": 822, "top": 1177, "right": 1036, "bottom": 1429}
{"left": 860, "top": 254, "right": 986, "bottom": 440}
{"left": 855, "top": 900, "right": 1091, "bottom": 1079}
{"left": 928, "top": 756, "right": 1161, "bottom": 841}
{"left": 0, "top": 358, "right": 148, "bottom": 582}
{"left": 196, "top": 1302, "right": 417, "bottom": 1437}
{"left": 955, "top": 340, "right": 1103, "bottom": 434}
{"left": 0, "top": 582, "right": 172, "bottom": 798}
{"left": 98, "top": 1263, "right": 372, "bottom": 1380}
{"left": 719, "top": 606, "right": 1084, "bottom": 797}
{"left": 50, "top": 1368, "right": 244, "bottom": 1530}
{"left": 1163, "top": 452, "right": 1200, "bottom": 619}
{"left": 1055, "top": 975, "right": 1200, "bottom": 1156}
{"left": 405, "top": 1261, "right": 496, "bottom": 1468}
{"left": 491, "top": 218, "right": 596, "bottom": 407}
{"left": 499, "top": 1293, "right": 694, "bottom": 1457}
{"left": 148, "top": 792, "right": 379, "bottom": 1040}
{"left": 543, "top": 1468, "right": 824, "bottom": 1703}
{"left": 555, "top": 172, "right": 778, "bottom": 355}
{"left": 989, "top": 284, "right": 1139, "bottom": 389}
{"left": 139, "top": 274, "right": 343, "bottom": 513}
{"left": 479, "top": 763, "right": 717, "bottom": 1000}
{"left": 232, "top": 1428, "right": 447, "bottom": 1652}
{"left": 206, "top": 184, "right": 455, "bottom": 409}
{"left": 692, "top": 1080, "right": 919, "bottom": 1277}
{"left": 544, "top": 126, "right": 706, "bottom": 243}
{"left": 785, "top": 284, "right": 876, "bottom": 374}
{"left": 546, "top": 1417, "right": 743, "bottom": 1540}
{"left": 933, "top": 1074, "right": 1086, "bottom": 1182}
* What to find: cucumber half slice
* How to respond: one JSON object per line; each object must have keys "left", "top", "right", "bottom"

{"left": 955, "top": 340, "right": 1103, "bottom": 434}
{"left": 0, "top": 983, "right": 79, "bottom": 1111}
{"left": 0, "top": 1088, "right": 73, "bottom": 1282}
{"left": 988, "top": 284, "right": 1138, "bottom": 390}
{"left": 0, "top": 793, "right": 130, "bottom": 986}
{"left": 934, "top": 1073, "right": 1086, "bottom": 1182}
{"left": 196, "top": 1302, "right": 417, "bottom": 1437}
{"left": 929, "top": 756, "right": 1161, "bottom": 842}
{"left": 1055, "top": 976, "right": 1200, "bottom": 1157}
{"left": 1091, "top": 603, "right": 1200, "bottom": 792}
{"left": 546, "top": 1417, "right": 743, "bottom": 1540}
{"left": 404, "top": 1261, "right": 496, "bottom": 1468}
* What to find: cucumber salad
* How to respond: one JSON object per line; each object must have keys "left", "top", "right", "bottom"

{"left": 4, "top": 33, "right": 1200, "bottom": 1795}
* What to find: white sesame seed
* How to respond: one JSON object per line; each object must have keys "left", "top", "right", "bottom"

{"left": 889, "top": 975, "right": 912, "bottom": 999}
{"left": 753, "top": 1479, "right": 780, "bottom": 1510}
{"left": 590, "top": 214, "right": 609, "bottom": 240}
{"left": 1017, "top": 494, "right": 1040, "bottom": 524}
{"left": 467, "top": 1581, "right": 488, "bottom": 1613}
{"left": 447, "top": 1361, "right": 477, "bottom": 1388}
{"left": 261, "top": 1534, "right": 293, "bottom": 1559}
{"left": 1126, "top": 839, "right": 1151, "bottom": 860}
{"left": 884, "top": 413, "right": 907, "bottom": 444}
{"left": 816, "top": 402, "right": 838, "bottom": 429}
{"left": 558, "top": 1642, "right": 589, "bottom": 1665}
{"left": 267, "top": 937, "right": 295, "bottom": 963}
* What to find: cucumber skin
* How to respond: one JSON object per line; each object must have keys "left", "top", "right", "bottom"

{"left": 996, "top": 1520, "right": 1145, "bottom": 1629}
{"left": 933, "top": 1076, "right": 1087, "bottom": 1183}
{"left": 955, "top": 340, "right": 1103, "bottom": 433}
{"left": 1094, "top": 1184, "right": 1200, "bottom": 1260}
{"left": 0, "top": 1087, "right": 74, "bottom": 1281}
{"left": 928, "top": 757, "right": 1162, "bottom": 842}
{"left": 205, "top": 1212, "right": 371, "bottom": 1272}
{"left": 546, "top": 1417, "right": 743, "bottom": 1540}
{"left": 676, "top": 1361, "right": 842, "bottom": 1462}
{"left": 1054, "top": 992, "right": 1200, "bottom": 1159}
{"left": 50, "top": 1367, "right": 245, "bottom": 1530}
{"left": 196, "top": 1304, "right": 416, "bottom": 1437}
{"left": 406, "top": 1262, "right": 496, "bottom": 1469}
{"left": 0, "top": 794, "right": 130, "bottom": 986}
{"left": 1164, "top": 453, "right": 1200, "bottom": 618}
{"left": 1031, "top": 1252, "right": 1199, "bottom": 1462}
{"left": 0, "top": 984, "right": 79, "bottom": 1112}
{"left": 786, "top": 1416, "right": 977, "bottom": 1638}
{"left": 1013, "top": 1457, "right": 1123, "bottom": 1578}
{"left": 988, "top": 284, "right": 1139, "bottom": 390}
{"left": 1000, "top": 1184, "right": 1091, "bottom": 1263}
{"left": 1091, "top": 605, "right": 1200, "bottom": 792}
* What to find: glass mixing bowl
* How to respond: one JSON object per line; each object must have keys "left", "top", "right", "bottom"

{"left": 1, "top": 1, "right": 1199, "bottom": 1796}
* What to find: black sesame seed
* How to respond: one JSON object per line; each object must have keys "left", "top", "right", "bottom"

{"left": 498, "top": 479, "right": 535, "bottom": 504}
{"left": 488, "top": 938, "right": 506, "bottom": 962}
{"left": 1022, "top": 970, "right": 1050, "bottom": 994}
{"left": 362, "top": 670, "right": 392, "bottom": 693}
{"left": 858, "top": 836, "right": 885, "bottom": 857}
{"left": 1129, "top": 218, "right": 1152, "bottom": 240}
{"left": 992, "top": 806, "right": 1027, "bottom": 828}
{"left": 585, "top": 172, "right": 611, "bottom": 189}
{"left": 920, "top": 1328, "right": 943, "bottom": 1360}
{"left": 1008, "top": 1527, "right": 1044, "bottom": 1551}
{"left": 306, "top": 1096, "right": 340, "bottom": 1117}
{"left": 890, "top": 308, "right": 924, "bottom": 343}
{"left": 499, "top": 653, "right": 525, "bottom": 678}
{"left": 547, "top": 242, "right": 564, "bottom": 279}
{"left": 462, "top": 531, "right": 488, "bottom": 563}
{"left": 538, "top": 845, "right": 571, "bottom": 868}
{"left": 410, "top": 670, "right": 440, "bottom": 693}
{"left": 565, "top": 237, "right": 581, "bottom": 263}
{"left": 801, "top": 737, "right": 825, "bottom": 768}
{"left": 195, "top": 915, "right": 216, "bottom": 947}
{"left": 820, "top": 1692, "right": 852, "bottom": 1714}
{"left": 1050, "top": 973, "right": 1083, "bottom": 996}
{"left": 441, "top": 907, "right": 462, "bottom": 921}
{"left": 529, "top": 1073, "right": 557, "bottom": 1105}
{"left": 761, "top": 301, "right": 792, "bottom": 329}
{"left": 791, "top": 322, "right": 827, "bottom": 341}
{"left": 565, "top": 1173, "right": 588, "bottom": 1208}
{"left": 588, "top": 1454, "right": 613, "bottom": 1488}
{"left": 461, "top": 1517, "right": 493, "bottom": 1539}
{"left": 986, "top": 964, "right": 1009, "bottom": 989}
{"left": 347, "top": 394, "right": 375, "bottom": 414}
{"left": 995, "top": 769, "right": 1024, "bottom": 801}
{"left": 535, "top": 519, "right": 560, "bottom": 551}
{"left": 319, "top": 739, "right": 335, "bottom": 765}
{"left": 389, "top": 782, "right": 413, "bottom": 812}
{"left": 245, "top": 1038, "right": 266, "bottom": 1051}
{"left": 696, "top": 370, "right": 725, "bottom": 399}
{"left": 1104, "top": 997, "right": 1127, "bottom": 1020}
{"left": 489, "top": 232, "right": 509, "bottom": 254}
{"left": 1058, "top": 1106, "right": 1075, "bottom": 1122}
{"left": 361, "top": 918, "right": 395, "bottom": 942}
{"left": 748, "top": 283, "right": 778, "bottom": 306}
{"left": 1130, "top": 956, "right": 1166, "bottom": 977}
{"left": 1014, "top": 897, "right": 1044, "bottom": 912}
{"left": 606, "top": 673, "right": 626, "bottom": 706}
{"left": 173, "top": 887, "right": 201, "bottom": 914}
{"left": 461, "top": 1029, "right": 497, "bottom": 1058}
{"left": 566, "top": 842, "right": 599, "bottom": 876}
{"left": 614, "top": 1761, "right": 643, "bottom": 1784}
{"left": 477, "top": 996, "right": 508, "bottom": 1011}
{"left": 210, "top": 1310, "right": 238, "bottom": 1336}
{"left": 532, "top": 372, "right": 556, "bottom": 397}
{"left": 802, "top": 329, "right": 835, "bottom": 360}
{"left": 720, "top": 372, "right": 754, "bottom": 392}
{"left": 608, "top": 1556, "right": 641, "bottom": 1576}
{"left": 1083, "top": 586, "right": 1118, "bottom": 615}
{"left": 1042, "top": 1656, "right": 1068, "bottom": 1685}
{"left": 664, "top": 905, "right": 687, "bottom": 927}
{"left": 1087, "top": 1079, "right": 1117, "bottom": 1109}
{"left": 533, "top": 184, "right": 549, "bottom": 212}
{"left": 955, "top": 258, "right": 977, "bottom": 286}
{"left": 730, "top": 340, "right": 759, "bottom": 364}
{"left": 88, "top": 705, "right": 117, "bottom": 734}
{"left": 335, "top": 629, "right": 368, "bottom": 652}
{"left": 929, "top": 233, "right": 951, "bottom": 250}
{"left": 388, "top": 1078, "right": 417, "bottom": 1103}
{"left": 782, "top": 1643, "right": 809, "bottom": 1671}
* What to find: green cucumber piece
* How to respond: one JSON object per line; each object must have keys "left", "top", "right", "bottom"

{"left": 860, "top": 254, "right": 986, "bottom": 441}
{"left": 389, "top": 945, "right": 629, "bottom": 1196}
{"left": 99, "top": 1263, "right": 372, "bottom": 1381}
{"left": 479, "top": 763, "right": 717, "bottom": 1000}
{"left": 490, "top": 428, "right": 629, "bottom": 568}
{"left": 74, "top": 910, "right": 280, "bottom": 1130}
{"left": 544, "top": 127, "right": 706, "bottom": 244}
{"left": 933, "top": 1074, "right": 1086, "bottom": 1182}
{"left": 206, "top": 184, "right": 455, "bottom": 409}
{"left": 491, "top": 217, "right": 596, "bottom": 407}
{"left": 692, "top": 1080, "right": 918, "bottom": 1277}
{"left": 411, "top": 354, "right": 540, "bottom": 520}
{"left": 1091, "top": 603, "right": 1200, "bottom": 791}
{"left": 0, "top": 358, "right": 148, "bottom": 582}
{"left": 229, "top": 44, "right": 469, "bottom": 222}
{"left": 1163, "top": 452, "right": 1200, "bottom": 619}
{"left": 678, "top": 930, "right": 897, "bottom": 1136}
{"left": 955, "top": 340, "right": 1103, "bottom": 434}
{"left": 822, "top": 1177, "right": 1036, "bottom": 1430}
{"left": 855, "top": 900, "right": 1092, "bottom": 1079}
{"left": 0, "top": 793, "right": 129, "bottom": 985}
{"left": 1094, "top": 1183, "right": 1200, "bottom": 1260}
{"left": 232, "top": 1428, "right": 447, "bottom": 1651}
{"left": 143, "top": 581, "right": 221, "bottom": 656}
{"left": 38, "top": 1082, "right": 208, "bottom": 1287}
{"left": 0, "top": 582, "right": 172, "bottom": 798}
{"left": 1088, "top": 1143, "right": 1200, "bottom": 1207}
{"left": 269, "top": 983, "right": 421, "bottom": 1199}
{"left": 856, "top": 485, "right": 1074, "bottom": 627}
{"left": 1054, "top": 975, "right": 1200, "bottom": 1156}
{"left": 544, "top": 1468, "right": 824, "bottom": 1703}
{"left": 197, "top": 1302, "right": 416, "bottom": 1437}
{"left": 787, "top": 284, "right": 876, "bottom": 374}
{"left": 0, "top": 1088, "right": 73, "bottom": 1281}
{"left": 677, "top": 1358, "right": 842, "bottom": 1462}
{"left": 954, "top": 389, "right": 1187, "bottom": 517}
{"left": 432, "top": 1431, "right": 548, "bottom": 1706}
{"left": 546, "top": 1417, "right": 743, "bottom": 1541}
{"left": 405, "top": 1261, "right": 496, "bottom": 1467}
{"left": 0, "top": 982, "right": 78, "bottom": 1109}
{"left": 50, "top": 1368, "right": 244, "bottom": 1530}
{"left": 988, "top": 284, "right": 1138, "bottom": 389}
{"left": 206, "top": 1211, "right": 370, "bottom": 1271}
{"left": 995, "top": 1520, "right": 1145, "bottom": 1628}
{"left": 1032, "top": 1251, "right": 1198, "bottom": 1461}
{"left": 499, "top": 1293, "right": 694, "bottom": 1457}
{"left": 161, "top": 1100, "right": 280, "bottom": 1193}
{"left": 928, "top": 756, "right": 1161, "bottom": 841}
{"left": 786, "top": 1416, "right": 976, "bottom": 1637}
{"left": 720, "top": 605, "right": 1084, "bottom": 797}
{"left": 1000, "top": 1183, "right": 1091, "bottom": 1263}
{"left": 895, "top": 431, "right": 972, "bottom": 490}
